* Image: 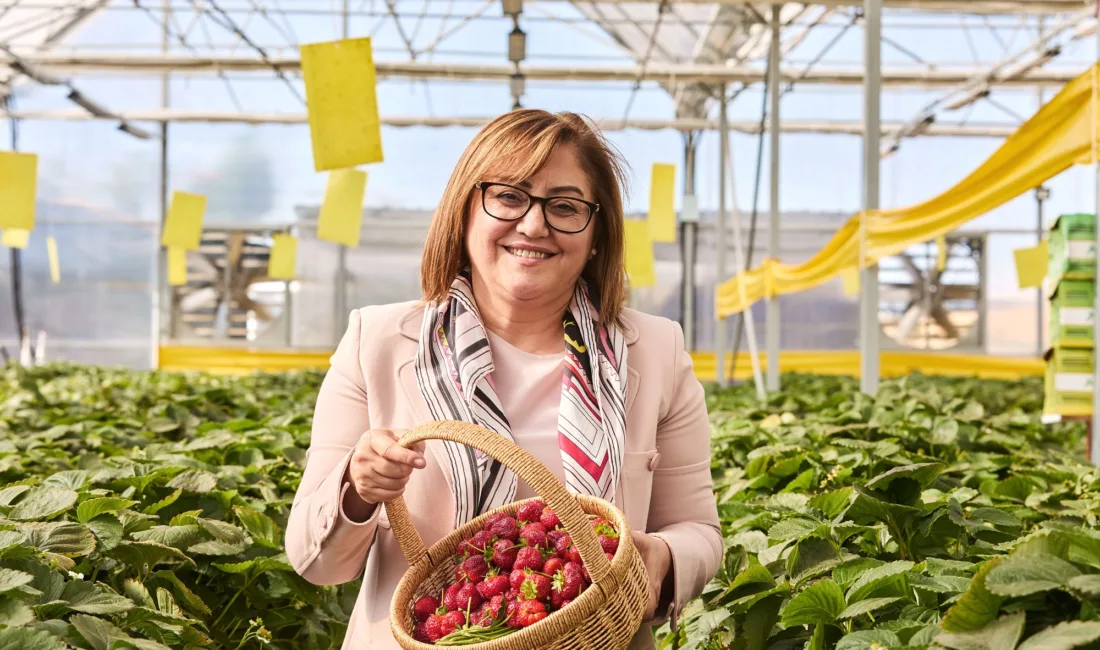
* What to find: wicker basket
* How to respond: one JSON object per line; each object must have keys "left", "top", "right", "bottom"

{"left": 385, "top": 420, "right": 650, "bottom": 649}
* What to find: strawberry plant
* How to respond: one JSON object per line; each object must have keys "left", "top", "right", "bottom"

{"left": 658, "top": 374, "right": 1098, "bottom": 650}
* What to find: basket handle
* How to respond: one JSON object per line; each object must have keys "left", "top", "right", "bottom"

{"left": 383, "top": 420, "right": 614, "bottom": 586}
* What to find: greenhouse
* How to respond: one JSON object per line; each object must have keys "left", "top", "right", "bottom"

{"left": 0, "top": 0, "right": 1099, "bottom": 648}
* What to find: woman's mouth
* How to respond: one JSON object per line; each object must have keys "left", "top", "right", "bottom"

{"left": 504, "top": 246, "right": 554, "bottom": 260}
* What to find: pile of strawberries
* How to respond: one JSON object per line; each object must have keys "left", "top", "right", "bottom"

{"left": 409, "top": 499, "right": 620, "bottom": 645}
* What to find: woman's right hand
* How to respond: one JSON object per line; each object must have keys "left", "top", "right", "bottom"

{"left": 342, "top": 429, "right": 427, "bottom": 521}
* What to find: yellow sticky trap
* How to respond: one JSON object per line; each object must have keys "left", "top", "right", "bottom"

{"left": 317, "top": 169, "right": 367, "bottom": 247}
{"left": 1014, "top": 239, "right": 1048, "bottom": 289}
{"left": 936, "top": 235, "right": 947, "bottom": 271}
{"left": 47, "top": 236, "right": 60, "bottom": 284}
{"left": 167, "top": 247, "right": 189, "bottom": 286}
{"left": 841, "top": 268, "right": 860, "bottom": 295}
{"left": 301, "top": 37, "right": 385, "bottom": 172}
{"left": 268, "top": 234, "right": 298, "bottom": 280}
{"left": 647, "top": 163, "right": 676, "bottom": 243}
{"left": 0, "top": 152, "right": 38, "bottom": 231}
{"left": 161, "top": 192, "right": 207, "bottom": 250}
{"left": 2, "top": 229, "right": 29, "bottom": 249}
{"left": 624, "top": 219, "right": 656, "bottom": 289}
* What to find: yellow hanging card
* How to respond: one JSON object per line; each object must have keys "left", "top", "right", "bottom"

{"left": 648, "top": 163, "right": 676, "bottom": 243}
{"left": 317, "top": 169, "right": 367, "bottom": 247}
{"left": 2, "top": 229, "right": 29, "bottom": 249}
{"left": 47, "top": 236, "right": 60, "bottom": 284}
{"left": 301, "top": 37, "right": 385, "bottom": 172}
{"left": 268, "top": 234, "right": 298, "bottom": 280}
{"left": 167, "top": 247, "right": 189, "bottom": 286}
{"left": 1013, "top": 239, "right": 1048, "bottom": 289}
{"left": 841, "top": 268, "right": 860, "bottom": 296}
{"left": 936, "top": 235, "right": 947, "bottom": 271}
{"left": 161, "top": 191, "right": 207, "bottom": 250}
{"left": 0, "top": 152, "right": 38, "bottom": 231}
{"left": 624, "top": 219, "right": 656, "bottom": 289}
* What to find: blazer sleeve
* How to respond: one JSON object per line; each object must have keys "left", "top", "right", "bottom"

{"left": 285, "top": 309, "right": 383, "bottom": 586}
{"left": 646, "top": 320, "right": 723, "bottom": 630}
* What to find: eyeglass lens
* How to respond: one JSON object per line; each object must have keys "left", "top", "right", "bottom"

{"left": 483, "top": 184, "right": 591, "bottom": 233}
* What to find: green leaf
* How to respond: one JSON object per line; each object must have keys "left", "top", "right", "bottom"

{"left": 62, "top": 581, "right": 134, "bottom": 615}
{"left": 941, "top": 557, "right": 1005, "bottom": 633}
{"left": 0, "top": 485, "right": 31, "bottom": 506}
{"left": 231, "top": 505, "right": 279, "bottom": 547}
{"left": 838, "top": 597, "right": 904, "bottom": 620}
{"left": 142, "top": 489, "right": 181, "bottom": 516}
{"left": 743, "top": 594, "right": 783, "bottom": 650}
{"left": 43, "top": 470, "right": 90, "bottom": 491}
{"left": 86, "top": 515, "right": 124, "bottom": 552}
{"left": 865, "top": 463, "right": 944, "bottom": 491}
{"left": 21, "top": 522, "right": 97, "bottom": 557}
{"left": 808, "top": 487, "right": 854, "bottom": 518}
{"left": 934, "top": 611, "right": 1026, "bottom": 650}
{"left": 71, "top": 613, "right": 122, "bottom": 650}
{"left": 1016, "top": 621, "right": 1100, "bottom": 650}
{"left": 0, "top": 627, "right": 66, "bottom": 650}
{"left": 768, "top": 516, "right": 823, "bottom": 542}
{"left": 0, "top": 568, "right": 34, "bottom": 594}
{"left": 846, "top": 561, "right": 914, "bottom": 603}
{"left": 835, "top": 629, "right": 903, "bottom": 650}
{"left": 165, "top": 469, "right": 217, "bottom": 493}
{"left": 985, "top": 554, "right": 1081, "bottom": 597}
{"left": 130, "top": 525, "right": 204, "bottom": 550}
{"left": 0, "top": 597, "right": 36, "bottom": 626}
{"left": 932, "top": 419, "right": 960, "bottom": 445}
{"left": 1067, "top": 574, "right": 1100, "bottom": 597}
{"left": 8, "top": 487, "right": 78, "bottom": 521}
{"left": 76, "top": 498, "right": 137, "bottom": 524}
{"left": 788, "top": 536, "right": 841, "bottom": 583}
{"left": 107, "top": 541, "right": 195, "bottom": 572}
{"left": 781, "top": 579, "right": 846, "bottom": 627}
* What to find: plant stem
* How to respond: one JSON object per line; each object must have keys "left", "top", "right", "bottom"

{"left": 212, "top": 575, "right": 257, "bottom": 630}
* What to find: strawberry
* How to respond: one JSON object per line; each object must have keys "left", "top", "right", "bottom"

{"left": 543, "top": 557, "right": 564, "bottom": 577}
{"left": 599, "top": 535, "right": 619, "bottom": 555}
{"left": 513, "top": 546, "right": 544, "bottom": 573}
{"left": 510, "top": 569, "right": 529, "bottom": 591}
{"left": 413, "top": 621, "right": 432, "bottom": 642}
{"left": 520, "top": 573, "right": 551, "bottom": 602}
{"left": 555, "top": 534, "right": 582, "bottom": 563}
{"left": 547, "top": 529, "right": 567, "bottom": 549}
{"left": 516, "top": 499, "right": 545, "bottom": 524}
{"left": 487, "top": 593, "right": 506, "bottom": 618}
{"left": 565, "top": 561, "right": 588, "bottom": 587}
{"left": 470, "top": 602, "right": 495, "bottom": 627}
{"left": 440, "top": 610, "right": 466, "bottom": 636}
{"left": 425, "top": 614, "right": 447, "bottom": 641}
{"left": 413, "top": 595, "right": 441, "bottom": 622}
{"left": 505, "top": 587, "right": 519, "bottom": 601}
{"left": 554, "top": 565, "right": 585, "bottom": 601}
{"left": 519, "top": 522, "right": 548, "bottom": 549}
{"left": 505, "top": 597, "right": 523, "bottom": 629}
{"left": 456, "top": 582, "right": 483, "bottom": 612}
{"left": 484, "top": 512, "right": 509, "bottom": 531}
{"left": 594, "top": 519, "right": 619, "bottom": 555}
{"left": 488, "top": 515, "right": 519, "bottom": 541}
{"left": 516, "top": 600, "right": 548, "bottom": 627}
{"left": 540, "top": 507, "right": 562, "bottom": 530}
{"left": 455, "top": 555, "right": 489, "bottom": 584}
{"left": 491, "top": 539, "right": 518, "bottom": 570}
{"left": 477, "top": 574, "right": 510, "bottom": 600}
{"left": 457, "top": 529, "right": 495, "bottom": 557}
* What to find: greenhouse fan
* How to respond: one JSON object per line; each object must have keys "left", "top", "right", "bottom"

{"left": 172, "top": 230, "right": 285, "bottom": 341}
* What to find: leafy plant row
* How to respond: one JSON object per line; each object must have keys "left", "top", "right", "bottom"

{"left": 657, "top": 374, "right": 1099, "bottom": 650}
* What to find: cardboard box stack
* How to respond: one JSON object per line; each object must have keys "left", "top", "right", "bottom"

{"left": 1044, "top": 213, "right": 1097, "bottom": 416}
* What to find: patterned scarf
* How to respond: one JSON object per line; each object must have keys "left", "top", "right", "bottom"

{"left": 414, "top": 271, "right": 629, "bottom": 529}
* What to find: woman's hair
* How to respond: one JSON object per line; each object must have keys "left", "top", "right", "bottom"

{"left": 421, "top": 109, "right": 631, "bottom": 325}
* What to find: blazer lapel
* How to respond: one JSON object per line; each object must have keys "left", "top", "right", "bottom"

{"left": 621, "top": 315, "right": 641, "bottom": 416}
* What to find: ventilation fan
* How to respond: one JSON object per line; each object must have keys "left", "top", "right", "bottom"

{"left": 878, "top": 235, "right": 983, "bottom": 351}
{"left": 171, "top": 229, "right": 286, "bottom": 342}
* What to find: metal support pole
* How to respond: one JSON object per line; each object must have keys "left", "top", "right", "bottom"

{"left": 152, "top": 0, "right": 171, "bottom": 368}
{"left": 1036, "top": 186, "right": 1048, "bottom": 357}
{"left": 334, "top": 0, "right": 351, "bottom": 344}
{"left": 765, "top": 5, "right": 781, "bottom": 391}
{"left": 859, "top": 0, "right": 881, "bottom": 395}
{"left": 1092, "top": 7, "right": 1100, "bottom": 466}
{"left": 716, "top": 87, "right": 729, "bottom": 386}
{"left": 680, "top": 132, "right": 698, "bottom": 350}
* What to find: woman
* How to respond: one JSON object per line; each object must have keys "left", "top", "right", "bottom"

{"left": 285, "top": 109, "right": 722, "bottom": 650}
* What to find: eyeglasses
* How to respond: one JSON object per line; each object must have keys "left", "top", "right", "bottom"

{"left": 475, "top": 181, "right": 599, "bottom": 234}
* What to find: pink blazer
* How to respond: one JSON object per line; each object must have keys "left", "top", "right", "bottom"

{"left": 285, "top": 300, "right": 722, "bottom": 650}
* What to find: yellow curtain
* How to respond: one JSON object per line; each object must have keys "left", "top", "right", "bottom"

{"left": 716, "top": 62, "right": 1100, "bottom": 317}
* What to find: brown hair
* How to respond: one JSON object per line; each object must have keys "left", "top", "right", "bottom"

{"left": 420, "top": 109, "right": 630, "bottom": 325}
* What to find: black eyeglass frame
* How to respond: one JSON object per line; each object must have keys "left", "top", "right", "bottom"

{"left": 474, "top": 181, "right": 600, "bottom": 234}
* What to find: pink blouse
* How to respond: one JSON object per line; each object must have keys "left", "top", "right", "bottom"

{"left": 484, "top": 329, "right": 566, "bottom": 501}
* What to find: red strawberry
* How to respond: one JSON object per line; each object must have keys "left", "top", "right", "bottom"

{"left": 547, "top": 529, "right": 567, "bottom": 549}
{"left": 491, "top": 539, "right": 518, "bottom": 570}
{"left": 540, "top": 507, "right": 562, "bottom": 530}
{"left": 440, "top": 610, "right": 466, "bottom": 636}
{"left": 517, "top": 600, "right": 548, "bottom": 627}
{"left": 425, "top": 614, "right": 447, "bottom": 641}
{"left": 513, "top": 546, "right": 544, "bottom": 573}
{"left": 456, "top": 583, "right": 483, "bottom": 612}
{"left": 477, "top": 574, "right": 510, "bottom": 600}
{"left": 455, "top": 555, "right": 489, "bottom": 584}
{"left": 488, "top": 515, "right": 519, "bottom": 541}
{"left": 505, "top": 598, "right": 523, "bottom": 629}
{"left": 555, "top": 566, "right": 585, "bottom": 601}
{"left": 520, "top": 522, "right": 548, "bottom": 549}
{"left": 516, "top": 499, "right": 545, "bottom": 524}
{"left": 471, "top": 602, "right": 495, "bottom": 627}
{"left": 565, "top": 561, "right": 587, "bottom": 586}
{"left": 484, "top": 512, "right": 509, "bottom": 531}
{"left": 413, "top": 595, "right": 441, "bottom": 622}
{"left": 520, "top": 573, "right": 551, "bottom": 602}
{"left": 543, "top": 557, "right": 564, "bottom": 577}
{"left": 550, "top": 589, "right": 568, "bottom": 610}
{"left": 510, "top": 569, "right": 528, "bottom": 591}
{"left": 443, "top": 583, "right": 464, "bottom": 611}
{"left": 505, "top": 587, "right": 519, "bottom": 601}
{"left": 458, "top": 530, "right": 495, "bottom": 557}
{"left": 487, "top": 593, "right": 506, "bottom": 618}
{"left": 599, "top": 535, "right": 619, "bottom": 556}
{"left": 413, "top": 621, "right": 432, "bottom": 642}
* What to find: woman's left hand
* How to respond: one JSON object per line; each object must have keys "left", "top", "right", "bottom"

{"left": 631, "top": 531, "right": 672, "bottom": 620}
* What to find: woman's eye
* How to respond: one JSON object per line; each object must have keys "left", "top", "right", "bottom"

{"left": 549, "top": 201, "right": 578, "bottom": 216}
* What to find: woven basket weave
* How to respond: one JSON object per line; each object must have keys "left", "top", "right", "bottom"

{"left": 385, "top": 420, "right": 650, "bottom": 649}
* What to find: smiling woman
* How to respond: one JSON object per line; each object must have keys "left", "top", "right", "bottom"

{"left": 284, "top": 109, "right": 722, "bottom": 650}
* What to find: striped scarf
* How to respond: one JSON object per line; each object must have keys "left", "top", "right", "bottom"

{"left": 414, "top": 271, "right": 629, "bottom": 529}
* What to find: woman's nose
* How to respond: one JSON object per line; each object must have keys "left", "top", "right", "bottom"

{"left": 516, "top": 201, "right": 550, "bottom": 238}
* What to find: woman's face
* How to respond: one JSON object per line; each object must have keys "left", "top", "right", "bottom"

{"left": 465, "top": 143, "right": 596, "bottom": 309}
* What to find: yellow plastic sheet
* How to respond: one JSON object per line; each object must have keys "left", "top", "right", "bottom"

{"left": 841, "top": 268, "right": 860, "bottom": 296}
{"left": 317, "top": 169, "right": 367, "bottom": 247}
{"left": 624, "top": 218, "right": 656, "bottom": 288}
{"left": 167, "top": 247, "right": 189, "bottom": 286}
{"left": 268, "top": 233, "right": 298, "bottom": 280}
{"left": 648, "top": 163, "right": 676, "bottom": 243}
{"left": 301, "top": 37, "right": 384, "bottom": 172}
{"left": 717, "top": 62, "right": 1100, "bottom": 316}
{"left": 2, "top": 229, "right": 29, "bottom": 249}
{"left": 0, "top": 152, "right": 37, "bottom": 231}
{"left": 47, "top": 236, "right": 60, "bottom": 284}
{"left": 161, "top": 192, "right": 206, "bottom": 251}
{"left": 1014, "top": 239, "right": 1049, "bottom": 289}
